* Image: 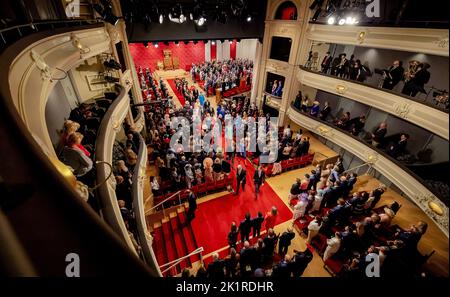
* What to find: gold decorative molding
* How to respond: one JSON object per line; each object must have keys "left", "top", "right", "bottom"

{"left": 364, "top": 151, "right": 379, "bottom": 164}
{"left": 357, "top": 30, "right": 367, "bottom": 44}
{"left": 435, "top": 35, "right": 449, "bottom": 48}
{"left": 416, "top": 194, "right": 449, "bottom": 233}
{"left": 393, "top": 102, "right": 411, "bottom": 119}
{"left": 111, "top": 116, "right": 121, "bottom": 131}
{"left": 335, "top": 84, "right": 348, "bottom": 94}
{"left": 315, "top": 125, "right": 332, "bottom": 137}
{"left": 106, "top": 23, "right": 121, "bottom": 44}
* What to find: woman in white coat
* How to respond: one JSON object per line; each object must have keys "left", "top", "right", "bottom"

{"left": 323, "top": 232, "right": 342, "bottom": 261}
{"left": 293, "top": 196, "right": 308, "bottom": 220}
{"left": 307, "top": 217, "right": 323, "bottom": 243}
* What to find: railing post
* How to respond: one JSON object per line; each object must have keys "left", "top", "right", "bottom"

{"left": 178, "top": 192, "right": 182, "bottom": 207}
{"left": 162, "top": 204, "right": 165, "bottom": 218}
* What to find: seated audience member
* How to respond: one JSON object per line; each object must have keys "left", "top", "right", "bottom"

{"left": 339, "top": 257, "right": 362, "bottom": 278}
{"left": 115, "top": 175, "right": 132, "bottom": 207}
{"left": 62, "top": 132, "right": 93, "bottom": 177}
{"left": 347, "top": 115, "right": 366, "bottom": 136}
{"left": 207, "top": 252, "right": 225, "bottom": 278}
{"left": 334, "top": 112, "right": 351, "bottom": 129}
{"left": 323, "top": 232, "right": 342, "bottom": 261}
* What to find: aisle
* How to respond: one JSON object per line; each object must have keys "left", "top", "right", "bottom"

{"left": 190, "top": 157, "right": 293, "bottom": 256}
{"left": 166, "top": 79, "right": 186, "bottom": 105}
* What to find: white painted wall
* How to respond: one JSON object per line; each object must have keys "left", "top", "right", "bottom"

{"left": 237, "top": 38, "right": 259, "bottom": 61}
{"left": 216, "top": 40, "right": 223, "bottom": 61}
{"left": 222, "top": 40, "right": 230, "bottom": 60}
{"left": 205, "top": 41, "right": 211, "bottom": 62}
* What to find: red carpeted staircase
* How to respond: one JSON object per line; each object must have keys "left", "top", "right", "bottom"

{"left": 150, "top": 206, "right": 200, "bottom": 276}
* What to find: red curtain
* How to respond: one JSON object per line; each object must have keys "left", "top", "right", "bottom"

{"left": 129, "top": 42, "right": 206, "bottom": 71}
{"left": 230, "top": 40, "right": 237, "bottom": 60}
{"left": 211, "top": 42, "right": 217, "bottom": 60}
{"left": 281, "top": 7, "right": 297, "bottom": 20}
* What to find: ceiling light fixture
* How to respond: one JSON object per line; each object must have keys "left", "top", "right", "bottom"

{"left": 327, "top": 16, "right": 336, "bottom": 25}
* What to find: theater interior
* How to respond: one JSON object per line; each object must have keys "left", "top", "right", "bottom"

{"left": 0, "top": 0, "right": 448, "bottom": 281}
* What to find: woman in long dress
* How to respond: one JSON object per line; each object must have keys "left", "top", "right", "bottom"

{"left": 293, "top": 196, "right": 308, "bottom": 220}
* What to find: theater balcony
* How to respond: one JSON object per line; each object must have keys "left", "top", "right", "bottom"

{"left": 0, "top": 20, "right": 156, "bottom": 276}
{"left": 287, "top": 103, "right": 449, "bottom": 237}
{"left": 296, "top": 67, "right": 449, "bottom": 140}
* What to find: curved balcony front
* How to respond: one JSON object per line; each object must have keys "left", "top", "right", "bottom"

{"left": 306, "top": 24, "right": 449, "bottom": 57}
{"left": 287, "top": 104, "right": 449, "bottom": 237}
{"left": 297, "top": 67, "right": 449, "bottom": 140}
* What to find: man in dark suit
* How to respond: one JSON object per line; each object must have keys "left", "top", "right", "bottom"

{"left": 291, "top": 248, "right": 313, "bottom": 277}
{"left": 186, "top": 190, "right": 197, "bottom": 222}
{"left": 253, "top": 165, "right": 265, "bottom": 199}
{"left": 207, "top": 252, "right": 225, "bottom": 278}
{"left": 382, "top": 60, "right": 404, "bottom": 90}
{"left": 387, "top": 134, "right": 409, "bottom": 158}
{"left": 278, "top": 228, "right": 296, "bottom": 255}
{"left": 321, "top": 51, "right": 332, "bottom": 74}
{"left": 239, "top": 241, "right": 256, "bottom": 276}
{"left": 251, "top": 211, "right": 265, "bottom": 238}
{"left": 235, "top": 164, "right": 246, "bottom": 195}
{"left": 370, "top": 122, "right": 388, "bottom": 147}
{"left": 239, "top": 212, "right": 252, "bottom": 243}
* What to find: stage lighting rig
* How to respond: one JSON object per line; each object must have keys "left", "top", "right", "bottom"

{"left": 93, "top": 0, "right": 120, "bottom": 25}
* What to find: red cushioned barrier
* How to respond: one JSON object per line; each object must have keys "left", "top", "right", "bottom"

{"left": 169, "top": 216, "right": 189, "bottom": 271}
{"left": 324, "top": 257, "right": 345, "bottom": 276}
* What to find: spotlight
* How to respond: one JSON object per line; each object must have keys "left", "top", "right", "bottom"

{"left": 327, "top": 16, "right": 336, "bottom": 25}
{"left": 211, "top": 41, "right": 215, "bottom": 45}
{"left": 103, "top": 58, "right": 121, "bottom": 70}
{"left": 338, "top": 18, "right": 346, "bottom": 25}
{"left": 345, "top": 16, "right": 353, "bottom": 24}
{"left": 229, "top": 40, "right": 233, "bottom": 44}
{"left": 195, "top": 16, "right": 206, "bottom": 26}
{"left": 154, "top": 42, "right": 159, "bottom": 48}
{"left": 246, "top": 15, "right": 252, "bottom": 22}
{"left": 143, "top": 42, "right": 149, "bottom": 48}
{"left": 175, "top": 41, "right": 179, "bottom": 46}
{"left": 159, "top": 14, "right": 164, "bottom": 24}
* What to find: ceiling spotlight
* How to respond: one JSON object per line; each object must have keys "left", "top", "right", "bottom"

{"left": 93, "top": 1, "right": 119, "bottom": 25}
{"left": 327, "top": 16, "right": 336, "bottom": 25}
{"left": 195, "top": 16, "right": 206, "bottom": 26}
{"left": 246, "top": 15, "right": 252, "bottom": 22}
{"left": 175, "top": 41, "right": 179, "bottom": 46}
{"left": 211, "top": 41, "right": 215, "bottom": 45}
{"left": 229, "top": 40, "right": 233, "bottom": 44}
{"left": 159, "top": 14, "right": 164, "bottom": 24}
{"left": 312, "top": 8, "right": 322, "bottom": 22}
{"left": 154, "top": 42, "right": 159, "bottom": 48}
{"left": 338, "top": 18, "right": 346, "bottom": 25}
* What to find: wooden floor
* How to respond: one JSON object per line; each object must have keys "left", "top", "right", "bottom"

{"left": 144, "top": 70, "right": 449, "bottom": 277}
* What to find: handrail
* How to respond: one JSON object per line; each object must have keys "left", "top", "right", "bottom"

{"left": 0, "top": 19, "right": 102, "bottom": 34}
{"left": 146, "top": 189, "right": 190, "bottom": 217}
{"left": 160, "top": 247, "right": 204, "bottom": 275}
{"left": 341, "top": 162, "right": 373, "bottom": 175}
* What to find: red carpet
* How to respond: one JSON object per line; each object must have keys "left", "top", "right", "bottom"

{"left": 191, "top": 158, "right": 293, "bottom": 256}
{"left": 166, "top": 79, "right": 185, "bottom": 106}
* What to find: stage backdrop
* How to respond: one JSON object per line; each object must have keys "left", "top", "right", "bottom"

{"left": 129, "top": 42, "right": 206, "bottom": 71}
{"left": 129, "top": 39, "right": 259, "bottom": 70}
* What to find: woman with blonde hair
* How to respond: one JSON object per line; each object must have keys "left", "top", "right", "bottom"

{"left": 62, "top": 132, "right": 93, "bottom": 177}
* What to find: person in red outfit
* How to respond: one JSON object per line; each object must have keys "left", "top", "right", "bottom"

{"left": 264, "top": 206, "right": 278, "bottom": 230}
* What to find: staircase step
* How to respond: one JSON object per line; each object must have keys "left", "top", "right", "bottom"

{"left": 162, "top": 216, "right": 181, "bottom": 275}
{"left": 152, "top": 226, "right": 168, "bottom": 269}
{"left": 169, "top": 215, "right": 190, "bottom": 271}
{"left": 178, "top": 210, "right": 201, "bottom": 264}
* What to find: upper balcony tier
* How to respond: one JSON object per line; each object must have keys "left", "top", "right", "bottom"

{"left": 306, "top": 24, "right": 449, "bottom": 57}
{"left": 297, "top": 67, "right": 449, "bottom": 140}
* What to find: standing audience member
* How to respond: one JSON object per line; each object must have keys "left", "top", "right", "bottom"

{"left": 227, "top": 222, "right": 239, "bottom": 249}
{"left": 323, "top": 232, "right": 342, "bottom": 261}
{"left": 278, "top": 228, "right": 296, "bottom": 255}
{"left": 239, "top": 212, "right": 252, "bottom": 243}
{"left": 251, "top": 211, "right": 265, "bottom": 238}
